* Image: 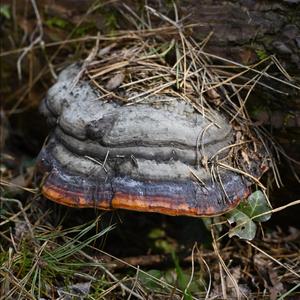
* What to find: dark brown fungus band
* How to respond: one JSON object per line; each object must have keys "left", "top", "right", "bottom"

{"left": 36, "top": 64, "right": 268, "bottom": 217}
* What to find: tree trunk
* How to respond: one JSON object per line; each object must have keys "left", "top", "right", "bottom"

{"left": 184, "top": 0, "right": 300, "bottom": 76}
{"left": 180, "top": 0, "right": 300, "bottom": 165}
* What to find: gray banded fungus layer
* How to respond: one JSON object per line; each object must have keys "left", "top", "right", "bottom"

{"left": 37, "top": 64, "right": 266, "bottom": 216}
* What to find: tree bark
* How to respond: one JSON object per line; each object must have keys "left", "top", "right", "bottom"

{"left": 183, "top": 0, "right": 300, "bottom": 76}
{"left": 179, "top": 0, "right": 300, "bottom": 164}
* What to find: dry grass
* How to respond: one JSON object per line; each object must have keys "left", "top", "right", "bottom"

{"left": 1, "top": 195, "right": 299, "bottom": 299}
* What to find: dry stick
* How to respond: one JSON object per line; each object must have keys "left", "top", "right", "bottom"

{"left": 78, "top": 250, "right": 146, "bottom": 300}
{"left": 182, "top": 243, "right": 196, "bottom": 300}
{"left": 252, "top": 199, "right": 300, "bottom": 221}
{"left": 70, "top": 33, "right": 101, "bottom": 89}
{"left": 120, "top": 73, "right": 170, "bottom": 88}
{"left": 201, "top": 59, "right": 268, "bottom": 95}
{"left": 126, "top": 79, "right": 177, "bottom": 102}
{"left": 0, "top": 198, "right": 34, "bottom": 238}
{"left": 8, "top": 0, "right": 109, "bottom": 115}
{"left": 211, "top": 229, "right": 244, "bottom": 300}
{"left": 189, "top": 167, "right": 206, "bottom": 186}
{"left": 201, "top": 51, "right": 300, "bottom": 91}
{"left": 123, "top": 3, "right": 151, "bottom": 29}
{"left": 217, "top": 162, "right": 266, "bottom": 190}
{"left": 257, "top": 124, "right": 300, "bottom": 183}
{"left": 90, "top": 61, "right": 130, "bottom": 78}
{"left": 197, "top": 122, "right": 215, "bottom": 169}
{"left": 169, "top": 72, "right": 218, "bottom": 121}
{"left": 0, "top": 179, "right": 38, "bottom": 193}
{"left": 252, "top": 127, "right": 283, "bottom": 188}
{"left": 17, "top": 0, "right": 43, "bottom": 81}
{"left": 0, "top": 268, "right": 36, "bottom": 300}
{"left": 231, "top": 62, "right": 273, "bottom": 122}
{"left": 209, "top": 140, "right": 251, "bottom": 161}
{"left": 247, "top": 241, "right": 300, "bottom": 279}
{"left": 199, "top": 69, "right": 208, "bottom": 116}
{"left": 145, "top": 5, "right": 179, "bottom": 28}
{"left": 0, "top": 24, "right": 200, "bottom": 57}
{"left": 127, "top": 266, "right": 141, "bottom": 300}
{"left": 219, "top": 262, "right": 227, "bottom": 300}
{"left": 88, "top": 246, "right": 200, "bottom": 300}
{"left": 218, "top": 199, "right": 300, "bottom": 242}
{"left": 201, "top": 256, "right": 212, "bottom": 300}
{"left": 98, "top": 252, "right": 220, "bottom": 271}
{"left": 88, "top": 74, "right": 127, "bottom": 102}
{"left": 271, "top": 55, "right": 293, "bottom": 81}
{"left": 0, "top": 202, "right": 32, "bottom": 227}
{"left": 0, "top": 36, "right": 100, "bottom": 57}
{"left": 202, "top": 52, "right": 289, "bottom": 97}
{"left": 179, "top": 32, "right": 188, "bottom": 93}
{"left": 9, "top": 227, "right": 19, "bottom": 254}
{"left": 28, "top": 48, "right": 33, "bottom": 99}
{"left": 97, "top": 281, "right": 121, "bottom": 298}
{"left": 7, "top": 241, "right": 49, "bottom": 299}
{"left": 219, "top": 164, "right": 232, "bottom": 202}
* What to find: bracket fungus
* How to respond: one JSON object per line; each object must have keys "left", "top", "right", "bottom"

{"left": 36, "top": 64, "right": 268, "bottom": 217}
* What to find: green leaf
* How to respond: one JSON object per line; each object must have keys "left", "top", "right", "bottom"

{"left": 239, "top": 191, "right": 272, "bottom": 222}
{"left": 0, "top": 5, "right": 11, "bottom": 19}
{"left": 202, "top": 216, "right": 223, "bottom": 232}
{"left": 138, "top": 269, "right": 163, "bottom": 290}
{"left": 172, "top": 252, "right": 193, "bottom": 300}
{"left": 227, "top": 210, "right": 257, "bottom": 240}
{"left": 45, "top": 17, "right": 69, "bottom": 29}
{"left": 226, "top": 190, "right": 272, "bottom": 240}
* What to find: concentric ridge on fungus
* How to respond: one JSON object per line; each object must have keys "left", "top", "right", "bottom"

{"left": 36, "top": 64, "right": 266, "bottom": 217}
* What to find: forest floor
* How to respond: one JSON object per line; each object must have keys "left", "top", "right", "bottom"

{"left": 1, "top": 1, "right": 300, "bottom": 299}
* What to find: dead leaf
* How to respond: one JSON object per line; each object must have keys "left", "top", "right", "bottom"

{"left": 235, "top": 131, "right": 242, "bottom": 143}
{"left": 98, "top": 43, "right": 117, "bottom": 57}
{"left": 105, "top": 72, "right": 125, "bottom": 91}
{"left": 269, "top": 267, "right": 284, "bottom": 300}
{"left": 58, "top": 281, "right": 91, "bottom": 300}
{"left": 207, "top": 88, "right": 220, "bottom": 99}
{"left": 207, "top": 89, "right": 221, "bottom": 106}
{"left": 241, "top": 150, "right": 250, "bottom": 166}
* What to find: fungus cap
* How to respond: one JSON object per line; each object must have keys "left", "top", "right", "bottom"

{"left": 37, "top": 64, "right": 267, "bottom": 217}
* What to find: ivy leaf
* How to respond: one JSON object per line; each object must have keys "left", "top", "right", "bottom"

{"left": 226, "top": 190, "right": 272, "bottom": 240}
{"left": 239, "top": 190, "right": 272, "bottom": 222}
{"left": 227, "top": 210, "right": 257, "bottom": 240}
